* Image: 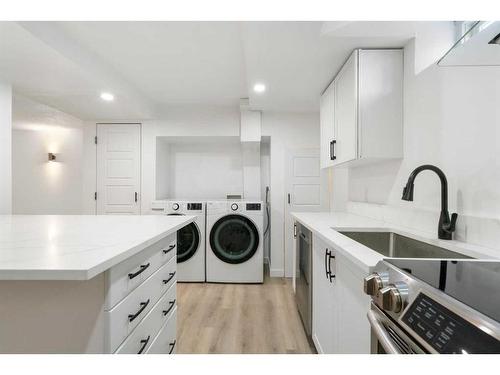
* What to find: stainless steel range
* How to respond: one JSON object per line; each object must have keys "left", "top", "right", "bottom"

{"left": 364, "top": 259, "right": 500, "bottom": 354}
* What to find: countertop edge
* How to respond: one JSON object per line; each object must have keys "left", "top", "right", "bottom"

{"left": 0, "top": 216, "right": 195, "bottom": 281}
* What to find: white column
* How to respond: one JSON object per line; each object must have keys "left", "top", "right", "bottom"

{"left": 0, "top": 83, "right": 12, "bottom": 214}
{"left": 242, "top": 142, "right": 261, "bottom": 200}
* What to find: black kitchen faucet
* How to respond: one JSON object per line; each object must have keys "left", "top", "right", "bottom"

{"left": 402, "top": 164, "right": 458, "bottom": 240}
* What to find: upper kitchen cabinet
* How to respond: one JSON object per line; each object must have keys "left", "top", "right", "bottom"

{"left": 320, "top": 49, "right": 403, "bottom": 168}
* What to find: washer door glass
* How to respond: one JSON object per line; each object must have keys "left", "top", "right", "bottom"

{"left": 210, "top": 214, "right": 259, "bottom": 264}
{"left": 168, "top": 214, "right": 200, "bottom": 263}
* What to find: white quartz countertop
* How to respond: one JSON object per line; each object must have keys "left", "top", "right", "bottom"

{"left": 0, "top": 215, "right": 195, "bottom": 281}
{"left": 292, "top": 211, "right": 499, "bottom": 273}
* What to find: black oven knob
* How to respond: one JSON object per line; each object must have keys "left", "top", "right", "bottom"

{"left": 376, "top": 283, "right": 408, "bottom": 313}
{"left": 363, "top": 272, "right": 388, "bottom": 296}
{"left": 172, "top": 203, "right": 180, "bottom": 211}
{"left": 231, "top": 203, "right": 238, "bottom": 211}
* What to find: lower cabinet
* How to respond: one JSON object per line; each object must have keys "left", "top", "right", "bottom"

{"left": 312, "top": 236, "right": 338, "bottom": 353}
{"left": 311, "top": 234, "right": 371, "bottom": 354}
{"left": 335, "top": 255, "right": 371, "bottom": 353}
{"left": 106, "top": 232, "right": 178, "bottom": 354}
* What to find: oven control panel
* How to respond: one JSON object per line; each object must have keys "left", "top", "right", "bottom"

{"left": 401, "top": 292, "right": 500, "bottom": 353}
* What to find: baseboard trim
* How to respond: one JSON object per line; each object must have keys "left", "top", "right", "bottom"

{"left": 269, "top": 268, "right": 284, "bottom": 278}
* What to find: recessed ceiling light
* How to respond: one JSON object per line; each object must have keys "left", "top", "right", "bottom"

{"left": 253, "top": 83, "right": 266, "bottom": 94}
{"left": 100, "top": 92, "right": 114, "bottom": 102}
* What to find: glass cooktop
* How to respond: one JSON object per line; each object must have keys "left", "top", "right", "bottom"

{"left": 386, "top": 259, "right": 500, "bottom": 322}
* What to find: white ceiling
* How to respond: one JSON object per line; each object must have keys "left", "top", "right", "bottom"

{"left": 0, "top": 21, "right": 443, "bottom": 120}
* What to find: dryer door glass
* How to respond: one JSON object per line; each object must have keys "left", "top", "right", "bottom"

{"left": 168, "top": 214, "right": 200, "bottom": 263}
{"left": 210, "top": 214, "right": 259, "bottom": 264}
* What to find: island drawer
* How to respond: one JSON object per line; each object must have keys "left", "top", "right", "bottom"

{"left": 105, "top": 232, "right": 177, "bottom": 310}
{"left": 114, "top": 284, "right": 177, "bottom": 354}
{"left": 105, "top": 256, "right": 177, "bottom": 353}
{"left": 145, "top": 309, "right": 177, "bottom": 354}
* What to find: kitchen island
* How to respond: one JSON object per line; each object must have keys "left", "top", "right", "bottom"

{"left": 0, "top": 214, "right": 195, "bottom": 354}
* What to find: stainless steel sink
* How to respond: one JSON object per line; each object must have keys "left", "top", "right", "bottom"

{"left": 337, "top": 231, "right": 472, "bottom": 259}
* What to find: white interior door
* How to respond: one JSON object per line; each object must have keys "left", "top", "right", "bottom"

{"left": 285, "top": 148, "right": 328, "bottom": 278}
{"left": 96, "top": 123, "right": 141, "bottom": 215}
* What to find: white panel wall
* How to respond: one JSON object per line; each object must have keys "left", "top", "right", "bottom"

{"left": 0, "top": 83, "right": 12, "bottom": 214}
{"left": 341, "top": 39, "right": 500, "bottom": 251}
{"left": 11, "top": 96, "right": 84, "bottom": 214}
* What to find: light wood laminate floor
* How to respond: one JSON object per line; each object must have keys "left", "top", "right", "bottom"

{"left": 176, "top": 274, "right": 315, "bottom": 354}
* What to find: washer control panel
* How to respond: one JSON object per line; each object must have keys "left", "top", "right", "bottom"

{"left": 187, "top": 203, "right": 203, "bottom": 211}
{"left": 231, "top": 203, "right": 239, "bottom": 211}
{"left": 246, "top": 203, "right": 261, "bottom": 211}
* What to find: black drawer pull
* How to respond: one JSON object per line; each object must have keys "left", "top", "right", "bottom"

{"left": 168, "top": 340, "right": 176, "bottom": 354}
{"left": 163, "top": 271, "right": 176, "bottom": 284}
{"left": 128, "top": 263, "right": 150, "bottom": 280}
{"left": 128, "top": 299, "right": 150, "bottom": 322}
{"left": 163, "top": 244, "right": 176, "bottom": 254}
{"left": 162, "top": 299, "right": 176, "bottom": 316}
{"left": 138, "top": 335, "right": 150, "bottom": 354}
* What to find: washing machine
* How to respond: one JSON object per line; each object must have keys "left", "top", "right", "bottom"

{"left": 165, "top": 200, "right": 206, "bottom": 282}
{"left": 206, "top": 200, "right": 263, "bottom": 283}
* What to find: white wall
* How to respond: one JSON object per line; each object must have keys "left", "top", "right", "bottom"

{"left": 342, "top": 39, "right": 500, "bottom": 250}
{"left": 262, "top": 111, "right": 321, "bottom": 276}
{"left": 12, "top": 96, "right": 84, "bottom": 214}
{"left": 260, "top": 140, "right": 271, "bottom": 263}
{"left": 157, "top": 139, "right": 244, "bottom": 199}
{"left": 0, "top": 83, "right": 12, "bottom": 214}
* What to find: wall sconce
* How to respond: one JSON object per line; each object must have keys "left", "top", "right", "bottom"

{"left": 48, "top": 153, "right": 57, "bottom": 162}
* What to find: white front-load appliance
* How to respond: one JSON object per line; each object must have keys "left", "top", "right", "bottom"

{"left": 164, "top": 200, "right": 206, "bottom": 282}
{"left": 206, "top": 200, "right": 263, "bottom": 283}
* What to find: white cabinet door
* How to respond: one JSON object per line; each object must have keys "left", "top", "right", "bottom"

{"left": 335, "top": 253, "right": 371, "bottom": 353}
{"left": 96, "top": 123, "right": 141, "bottom": 215}
{"left": 358, "top": 49, "right": 403, "bottom": 160}
{"left": 320, "top": 81, "right": 335, "bottom": 169}
{"left": 312, "top": 235, "right": 337, "bottom": 354}
{"left": 333, "top": 51, "right": 358, "bottom": 165}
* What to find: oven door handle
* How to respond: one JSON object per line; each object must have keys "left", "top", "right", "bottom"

{"left": 367, "top": 310, "right": 402, "bottom": 354}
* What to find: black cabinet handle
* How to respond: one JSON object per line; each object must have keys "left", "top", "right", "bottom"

{"left": 168, "top": 340, "right": 176, "bottom": 354}
{"left": 128, "top": 299, "right": 150, "bottom": 322}
{"left": 138, "top": 335, "right": 150, "bottom": 354}
{"left": 326, "top": 249, "right": 336, "bottom": 283}
{"left": 128, "top": 263, "right": 150, "bottom": 279}
{"left": 135, "top": 192, "right": 138, "bottom": 202}
{"left": 162, "top": 299, "right": 176, "bottom": 316}
{"left": 162, "top": 244, "right": 176, "bottom": 254}
{"left": 163, "top": 271, "right": 176, "bottom": 285}
{"left": 330, "top": 140, "right": 337, "bottom": 160}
